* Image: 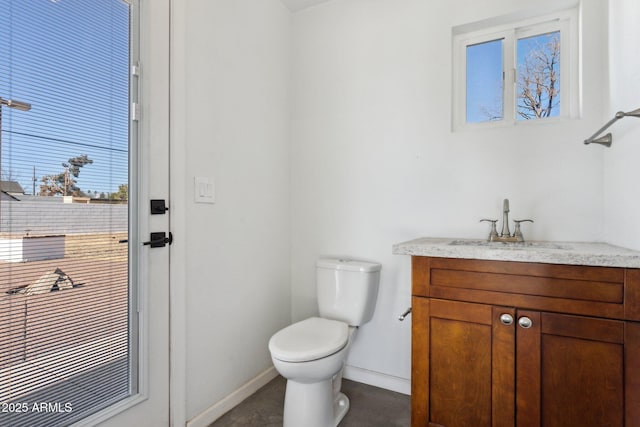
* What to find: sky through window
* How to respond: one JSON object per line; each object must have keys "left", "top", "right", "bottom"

{"left": 0, "top": 0, "right": 129, "bottom": 197}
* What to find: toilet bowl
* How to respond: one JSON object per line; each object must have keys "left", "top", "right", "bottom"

{"left": 268, "top": 258, "right": 381, "bottom": 427}
{"left": 269, "top": 317, "right": 357, "bottom": 427}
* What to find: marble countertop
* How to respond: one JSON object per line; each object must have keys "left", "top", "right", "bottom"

{"left": 393, "top": 237, "right": 640, "bottom": 268}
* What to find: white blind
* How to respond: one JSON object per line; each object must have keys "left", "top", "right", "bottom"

{"left": 0, "top": 1, "right": 133, "bottom": 426}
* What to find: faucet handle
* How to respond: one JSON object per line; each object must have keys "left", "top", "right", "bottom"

{"left": 513, "top": 219, "right": 534, "bottom": 225}
{"left": 513, "top": 219, "right": 534, "bottom": 241}
{"left": 480, "top": 219, "right": 499, "bottom": 241}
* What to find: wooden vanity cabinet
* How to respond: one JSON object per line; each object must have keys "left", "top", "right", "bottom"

{"left": 411, "top": 256, "right": 640, "bottom": 427}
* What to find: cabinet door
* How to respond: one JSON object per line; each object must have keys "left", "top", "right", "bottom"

{"left": 516, "top": 311, "right": 627, "bottom": 427}
{"left": 412, "top": 297, "right": 515, "bottom": 427}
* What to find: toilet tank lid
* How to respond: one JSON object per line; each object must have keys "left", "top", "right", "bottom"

{"left": 317, "top": 258, "right": 381, "bottom": 272}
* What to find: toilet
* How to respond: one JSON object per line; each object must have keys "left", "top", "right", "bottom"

{"left": 268, "top": 257, "right": 381, "bottom": 427}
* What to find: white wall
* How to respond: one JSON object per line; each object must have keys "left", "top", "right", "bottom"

{"left": 604, "top": 0, "right": 640, "bottom": 250}
{"left": 165, "top": 0, "right": 635, "bottom": 421}
{"left": 290, "top": 0, "right": 608, "bottom": 390}
{"left": 170, "top": 0, "right": 292, "bottom": 423}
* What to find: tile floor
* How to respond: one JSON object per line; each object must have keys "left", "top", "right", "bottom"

{"left": 209, "top": 375, "right": 410, "bottom": 427}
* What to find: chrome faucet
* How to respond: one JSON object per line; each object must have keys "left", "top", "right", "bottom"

{"left": 481, "top": 198, "right": 533, "bottom": 243}
{"left": 501, "top": 199, "right": 511, "bottom": 238}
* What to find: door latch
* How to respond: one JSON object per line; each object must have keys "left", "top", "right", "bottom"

{"left": 150, "top": 199, "right": 169, "bottom": 215}
{"left": 142, "top": 232, "right": 173, "bottom": 248}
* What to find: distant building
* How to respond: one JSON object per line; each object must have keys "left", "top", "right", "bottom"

{"left": 0, "top": 192, "right": 19, "bottom": 202}
{"left": 0, "top": 190, "right": 128, "bottom": 235}
{"left": 0, "top": 180, "right": 25, "bottom": 196}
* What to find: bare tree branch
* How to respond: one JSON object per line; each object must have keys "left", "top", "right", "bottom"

{"left": 517, "top": 34, "right": 560, "bottom": 119}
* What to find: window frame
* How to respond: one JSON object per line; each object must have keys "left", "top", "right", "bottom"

{"left": 452, "top": 8, "right": 579, "bottom": 131}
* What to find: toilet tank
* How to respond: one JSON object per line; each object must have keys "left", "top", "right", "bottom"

{"left": 316, "top": 258, "right": 381, "bottom": 326}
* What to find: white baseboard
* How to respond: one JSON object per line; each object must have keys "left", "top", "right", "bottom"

{"left": 185, "top": 364, "right": 409, "bottom": 427}
{"left": 186, "top": 366, "right": 279, "bottom": 427}
{"left": 342, "top": 365, "right": 411, "bottom": 395}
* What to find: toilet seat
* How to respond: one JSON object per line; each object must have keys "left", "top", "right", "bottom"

{"left": 269, "top": 317, "right": 348, "bottom": 363}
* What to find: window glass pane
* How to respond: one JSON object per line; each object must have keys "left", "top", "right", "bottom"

{"left": 0, "top": 1, "right": 133, "bottom": 426}
{"left": 466, "top": 39, "right": 503, "bottom": 123}
{"left": 516, "top": 31, "right": 560, "bottom": 120}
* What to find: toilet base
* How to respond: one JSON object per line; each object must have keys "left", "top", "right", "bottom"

{"left": 283, "top": 378, "right": 350, "bottom": 427}
{"left": 334, "top": 391, "right": 350, "bottom": 426}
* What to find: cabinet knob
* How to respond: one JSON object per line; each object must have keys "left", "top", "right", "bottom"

{"left": 499, "top": 313, "right": 514, "bottom": 325}
{"left": 518, "top": 316, "right": 533, "bottom": 329}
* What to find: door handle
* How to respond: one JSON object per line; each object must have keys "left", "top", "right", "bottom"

{"left": 142, "top": 232, "right": 173, "bottom": 248}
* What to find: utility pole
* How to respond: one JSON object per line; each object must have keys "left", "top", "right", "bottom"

{"left": 0, "top": 97, "right": 32, "bottom": 229}
{"left": 64, "top": 167, "right": 69, "bottom": 196}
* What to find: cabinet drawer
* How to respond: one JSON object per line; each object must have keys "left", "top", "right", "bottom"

{"left": 411, "top": 257, "right": 639, "bottom": 320}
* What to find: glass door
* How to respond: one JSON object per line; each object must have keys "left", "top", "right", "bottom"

{"left": 0, "top": 1, "right": 169, "bottom": 425}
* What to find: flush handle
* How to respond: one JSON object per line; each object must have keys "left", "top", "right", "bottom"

{"left": 398, "top": 307, "right": 412, "bottom": 321}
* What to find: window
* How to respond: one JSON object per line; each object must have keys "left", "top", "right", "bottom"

{"left": 466, "top": 38, "right": 504, "bottom": 122}
{"left": 453, "top": 8, "right": 579, "bottom": 130}
{"left": 0, "top": 1, "right": 138, "bottom": 426}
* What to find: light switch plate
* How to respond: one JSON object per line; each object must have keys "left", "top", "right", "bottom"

{"left": 194, "top": 176, "right": 215, "bottom": 204}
